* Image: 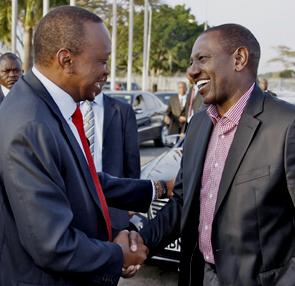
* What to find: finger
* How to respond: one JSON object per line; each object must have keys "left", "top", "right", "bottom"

{"left": 122, "top": 265, "right": 137, "bottom": 278}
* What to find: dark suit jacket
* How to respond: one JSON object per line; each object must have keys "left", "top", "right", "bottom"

{"left": 184, "top": 86, "right": 203, "bottom": 116}
{"left": 0, "top": 71, "right": 153, "bottom": 286}
{"left": 166, "top": 95, "right": 187, "bottom": 134}
{"left": 102, "top": 95, "right": 140, "bottom": 232}
{"left": 141, "top": 85, "right": 295, "bottom": 286}
{"left": 0, "top": 86, "right": 4, "bottom": 104}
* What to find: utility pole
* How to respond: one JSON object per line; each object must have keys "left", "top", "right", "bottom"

{"left": 127, "top": 0, "right": 134, "bottom": 91}
{"left": 43, "top": 0, "right": 49, "bottom": 16}
{"left": 146, "top": 5, "right": 152, "bottom": 85}
{"left": 11, "top": 0, "right": 18, "bottom": 53}
{"left": 110, "top": 0, "right": 117, "bottom": 90}
{"left": 142, "top": 0, "right": 149, "bottom": 91}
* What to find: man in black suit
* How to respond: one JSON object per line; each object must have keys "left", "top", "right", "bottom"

{"left": 0, "top": 6, "right": 166, "bottom": 286}
{"left": 0, "top": 52, "right": 22, "bottom": 104}
{"left": 131, "top": 24, "right": 295, "bottom": 285}
{"left": 164, "top": 81, "right": 188, "bottom": 134}
{"left": 81, "top": 92, "right": 140, "bottom": 234}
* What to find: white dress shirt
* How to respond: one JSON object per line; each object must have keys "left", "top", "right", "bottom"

{"left": 32, "top": 67, "right": 156, "bottom": 199}
{"left": 32, "top": 66, "right": 85, "bottom": 158}
{"left": 178, "top": 94, "right": 187, "bottom": 109}
{"left": 80, "top": 94, "right": 104, "bottom": 172}
{"left": 1, "top": 85, "right": 10, "bottom": 97}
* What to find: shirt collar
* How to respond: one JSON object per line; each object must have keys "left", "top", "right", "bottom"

{"left": 32, "top": 66, "right": 77, "bottom": 121}
{"left": 207, "top": 82, "right": 255, "bottom": 126}
{"left": 1, "top": 85, "right": 10, "bottom": 97}
{"left": 93, "top": 92, "right": 104, "bottom": 106}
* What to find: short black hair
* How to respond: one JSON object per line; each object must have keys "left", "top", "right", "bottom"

{"left": 0, "top": 52, "right": 22, "bottom": 66}
{"left": 203, "top": 24, "right": 261, "bottom": 76}
{"left": 34, "top": 5, "right": 103, "bottom": 67}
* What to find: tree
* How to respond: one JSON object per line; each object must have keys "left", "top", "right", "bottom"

{"left": 269, "top": 45, "right": 295, "bottom": 69}
{"left": 115, "top": 4, "right": 205, "bottom": 76}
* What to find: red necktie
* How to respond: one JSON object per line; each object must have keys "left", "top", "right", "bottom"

{"left": 72, "top": 106, "right": 112, "bottom": 241}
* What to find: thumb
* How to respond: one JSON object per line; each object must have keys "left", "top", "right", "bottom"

{"left": 129, "top": 231, "right": 139, "bottom": 252}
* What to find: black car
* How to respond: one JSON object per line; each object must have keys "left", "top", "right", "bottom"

{"left": 104, "top": 91, "right": 167, "bottom": 146}
{"left": 132, "top": 137, "right": 184, "bottom": 263}
{"left": 155, "top": 91, "right": 178, "bottom": 105}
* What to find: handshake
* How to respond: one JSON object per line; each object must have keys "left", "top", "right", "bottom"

{"left": 113, "top": 230, "right": 148, "bottom": 278}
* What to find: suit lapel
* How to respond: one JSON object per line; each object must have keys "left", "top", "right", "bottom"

{"left": 214, "top": 85, "right": 265, "bottom": 216}
{"left": 103, "top": 94, "right": 117, "bottom": 143}
{"left": 23, "top": 71, "right": 104, "bottom": 210}
{"left": 181, "top": 111, "right": 213, "bottom": 228}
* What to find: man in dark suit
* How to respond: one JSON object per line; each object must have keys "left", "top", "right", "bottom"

{"left": 81, "top": 92, "right": 140, "bottom": 234}
{"left": 131, "top": 24, "right": 295, "bottom": 285}
{"left": 164, "top": 81, "right": 188, "bottom": 134}
{"left": 0, "top": 6, "right": 164, "bottom": 286}
{"left": 0, "top": 52, "right": 22, "bottom": 104}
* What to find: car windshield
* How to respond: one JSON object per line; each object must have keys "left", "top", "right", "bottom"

{"left": 107, "top": 93, "right": 134, "bottom": 105}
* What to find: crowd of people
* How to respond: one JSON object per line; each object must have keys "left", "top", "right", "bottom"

{"left": 0, "top": 5, "right": 294, "bottom": 286}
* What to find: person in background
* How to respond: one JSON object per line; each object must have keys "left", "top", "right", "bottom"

{"left": 0, "top": 52, "right": 22, "bottom": 104}
{"left": 185, "top": 73, "right": 203, "bottom": 123}
{"left": 81, "top": 86, "right": 140, "bottom": 236}
{"left": 259, "top": 78, "right": 277, "bottom": 96}
{"left": 164, "top": 81, "right": 188, "bottom": 135}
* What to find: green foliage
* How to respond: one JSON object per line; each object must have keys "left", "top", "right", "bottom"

{"left": 279, "top": 69, "right": 295, "bottom": 78}
{"left": 269, "top": 45, "right": 295, "bottom": 69}
{"left": 116, "top": 4, "right": 205, "bottom": 76}
{"left": 0, "top": 0, "right": 13, "bottom": 47}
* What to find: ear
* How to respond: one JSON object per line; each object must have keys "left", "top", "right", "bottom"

{"left": 233, "top": 47, "right": 249, "bottom": 72}
{"left": 56, "top": 49, "right": 74, "bottom": 74}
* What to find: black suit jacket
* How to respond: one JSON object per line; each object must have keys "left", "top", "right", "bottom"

{"left": 0, "top": 86, "right": 4, "bottom": 104}
{"left": 141, "top": 85, "right": 295, "bottom": 286}
{"left": 166, "top": 95, "right": 187, "bottom": 134}
{"left": 0, "top": 71, "right": 153, "bottom": 286}
{"left": 102, "top": 95, "right": 140, "bottom": 231}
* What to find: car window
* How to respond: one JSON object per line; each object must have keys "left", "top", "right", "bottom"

{"left": 142, "top": 93, "right": 157, "bottom": 109}
{"left": 106, "top": 93, "right": 133, "bottom": 105}
{"left": 133, "top": 94, "right": 145, "bottom": 110}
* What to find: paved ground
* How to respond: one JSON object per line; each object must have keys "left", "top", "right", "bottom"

{"left": 118, "top": 141, "right": 179, "bottom": 286}
{"left": 118, "top": 260, "right": 178, "bottom": 286}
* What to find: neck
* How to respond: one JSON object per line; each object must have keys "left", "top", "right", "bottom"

{"left": 216, "top": 79, "right": 255, "bottom": 116}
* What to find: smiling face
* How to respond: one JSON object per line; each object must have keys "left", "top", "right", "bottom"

{"left": 67, "top": 22, "right": 111, "bottom": 102}
{"left": 187, "top": 31, "right": 238, "bottom": 109}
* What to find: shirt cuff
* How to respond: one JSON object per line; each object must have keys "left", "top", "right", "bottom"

{"left": 151, "top": 180, "right": 156, "bottom": 200}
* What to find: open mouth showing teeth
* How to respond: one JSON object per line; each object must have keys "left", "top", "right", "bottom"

{"left": 196, "top": 79, "right": 210, "bottom": 90}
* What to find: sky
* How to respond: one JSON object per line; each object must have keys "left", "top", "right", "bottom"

{"left": 164, "top": 0, "right": 295, "bottom": 74}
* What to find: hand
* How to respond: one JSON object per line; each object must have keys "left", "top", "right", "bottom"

{"left": 179, "top": 116, "right": 186, "bottom": 124}
{"left": 165, "top": 179, "right": 174, "bottom": 199}
{"left": 114, "top": 230, "right": 148, "bottom": 278}
{"left": 164, "top": 115, "right": 171, "bottom": 125}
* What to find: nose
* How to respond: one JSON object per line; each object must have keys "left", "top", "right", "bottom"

{"left": 187, "top": 63, "right": 200, "bottom": 83}
{"left": 8, "top": 69, "right": 21, "bottom": 77}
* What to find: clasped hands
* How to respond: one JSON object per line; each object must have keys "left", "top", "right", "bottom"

{"left": 113, "top": 230, "right": 148, "bottom": 278}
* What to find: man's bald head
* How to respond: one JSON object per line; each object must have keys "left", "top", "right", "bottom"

{"left": 34, "top": 5, "right": 103, "bottom": 67}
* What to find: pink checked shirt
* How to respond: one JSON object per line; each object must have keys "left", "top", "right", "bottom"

{"left": 198, "top": 83, "right": 255, "bottom": 264}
